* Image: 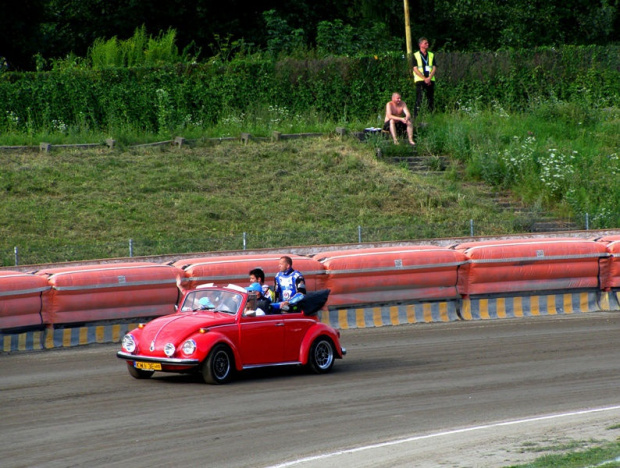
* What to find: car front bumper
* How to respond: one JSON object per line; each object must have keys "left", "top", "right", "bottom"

{"left": 117, "top": 351, "right": 200, "bottom": 366}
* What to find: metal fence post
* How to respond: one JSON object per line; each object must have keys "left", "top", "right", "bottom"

{"left": 14, "top": 246, "right": 19, "bottom": 266}
{"left": 585, "top": 213, "right": 589, "bottom": 230}
{"left": 129, "top": 239, "right": 133, "bottom": 258}
{"left": 243, "top": 232, "right": 247, "bottom": 250}
{"left": 470, "top": 219, "right": 474, "bottom": 237}
{"left": 358, "top": 225, "right": 362, "bottom": 243}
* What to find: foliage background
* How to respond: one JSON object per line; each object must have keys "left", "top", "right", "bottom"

{"left": 1, "top": 46, "right": 618, "bottom": 137}
{"left": 1, "top": 0, "right": 618, "bottom": 70}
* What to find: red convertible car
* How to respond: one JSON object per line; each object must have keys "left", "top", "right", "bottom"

{"left": 117, "top": 284, "right": 345, "bottom": 384}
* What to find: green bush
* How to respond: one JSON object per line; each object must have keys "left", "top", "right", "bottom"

{"left": 1, "top": 45, "right": 617, "bottom": 138}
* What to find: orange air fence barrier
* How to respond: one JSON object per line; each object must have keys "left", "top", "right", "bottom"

{"left": 313, "top": 246, "right": 467, "bottom": 307}
{"left": 37, "top": 263, "right": 181, "bottom": 326}
{"left": 596, "top": 235, "right": 620, "bottom": 290}
{"left": 0, "top": 271, "right": 50, "bottom": 331}
{"left": 454, "top": 238, "right": 609, "bottom": 297}
{"left": 174, "top": 254, "right": 326, "bottom": 293}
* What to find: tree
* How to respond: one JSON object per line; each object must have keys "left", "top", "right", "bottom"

{"left": 2, "top": 0, "right": 618, "bottom": 70}
{"left": 432, "top": 0, "right": 619, "bottom": 50}
{"left": 0, "top": 0, "right": 46, "bottom": 70}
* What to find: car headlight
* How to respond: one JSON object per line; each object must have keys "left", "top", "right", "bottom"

{"left": 164, "top": 343, "right": 176, "bottom": 357}
{"left": 181, "top": 339, "right": 197, "bottom": 355}
{"left": 122, "top": 334, "right": 136, "bottom": 353}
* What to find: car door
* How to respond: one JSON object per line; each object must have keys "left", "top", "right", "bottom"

{"left": 238, "top": 314, "right": 285, "bottom": 366}
{"left": 282, "top": 313, "right": 315, "bottom": 362}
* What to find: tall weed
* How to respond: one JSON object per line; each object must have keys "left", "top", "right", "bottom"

{"left": 421, "top": 101, "right": 619, "bottom": 227}
{"left": 88, "top": 26, "right": 185, "bottom": 69}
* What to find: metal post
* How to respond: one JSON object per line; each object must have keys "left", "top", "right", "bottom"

{"left": 470, "top": 219, "right": 474, "bottom": 237}
{"left": 14, "top": 246, "right": 19, "bottom": 266}
{"left": 243, "top": 232, "right": 247, "bottom": 250}
{"left": 403, "top": 0, "right": 413, "bottom": 68}
{"left": 585, "top": 213, "right": 589, "bottom": 230}
{"left": 358, "top": 225, "right": 362, "bottom": 243}
{"left": 129, "top": 239, "right": 133, "bottom": 258}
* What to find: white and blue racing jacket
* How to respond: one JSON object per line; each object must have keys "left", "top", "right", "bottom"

{"left": 274, "top": 268, "right": 306, "bottom": 302}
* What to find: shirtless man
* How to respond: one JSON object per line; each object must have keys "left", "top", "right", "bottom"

{"left": 383, "top": 92, "right": 415, "bottom": 146}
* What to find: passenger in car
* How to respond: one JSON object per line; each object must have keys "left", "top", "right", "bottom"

{"left": 249, "top": 267, "right": 275, "bottom": 302}
{"left": 245, "top": 282, "right": 272, "bottom": 316}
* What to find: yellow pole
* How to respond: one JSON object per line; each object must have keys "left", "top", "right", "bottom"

{"left": 403, "top": 0, "right": 413, "bottom": 68}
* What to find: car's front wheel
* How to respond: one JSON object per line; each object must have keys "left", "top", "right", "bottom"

{"left": 126, "top": 362, "right": 154, "bottom": 379}
{"left": 201, "top": 344, "right": 234, "bottom": 384}
{"left": 308, "top": 337, "right": 335, "bottom": 374}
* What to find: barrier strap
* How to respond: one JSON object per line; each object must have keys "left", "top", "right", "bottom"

{"left": 0, "top": 286, "right": 51, "bottom": 297}
{"left": 325, "top": 261, "right": 467, "bottom": 275}
{"left": 47, "top": 264, "right": 174, "bottom": 278}
{"left": 53, "top": 279, "right": 178, "bottom": 291}
{"left": 468, "top": 253, "right": 608, "bottom": 264}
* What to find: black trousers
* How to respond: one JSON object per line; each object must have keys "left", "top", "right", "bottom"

{"left": 414, "top": 81, "right": 435, "bottom": 118}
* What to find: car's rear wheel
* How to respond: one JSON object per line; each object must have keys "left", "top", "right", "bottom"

{"left": 126, "top": 362, "right": 154, "bottom": 379}
{"left": 201, "top": 344, "right": 234, "bottom": 384}
{"left": 308, "top": 337, "right": 335, "bottom": 374}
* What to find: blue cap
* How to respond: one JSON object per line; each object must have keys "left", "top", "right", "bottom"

{"left": 246, "top": 282, "right": 262, "bottom": 293}
{"left": 199, "top": 297, "right": 214, "bottom": 308}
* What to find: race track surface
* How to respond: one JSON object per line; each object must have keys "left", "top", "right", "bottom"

{"left": 2, "top": 312, "right": 619, "bottom": 468}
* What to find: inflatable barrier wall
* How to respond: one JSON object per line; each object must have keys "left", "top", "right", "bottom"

{"left": 174, "top": 254, "right": 326, "bottom": 293}
{"left": 36, "top": 263, "right": 180, "bottom": 325}
{"left": 2, "top": 237, "right": 620, "bottom": 352}
{"left": 596, "top": 235, "right": 620, "bottom": 290}
{"left": 597, "top": 235, "right": 620, "bottom": 310}
{"left": 313, "top": 246, "right": 466, "bottom": 306}
{"left": 454, "top": 238, "right": 608, "bottom": 297}
{"left": 0, "top": 271, "right": 50, "bottom": 330}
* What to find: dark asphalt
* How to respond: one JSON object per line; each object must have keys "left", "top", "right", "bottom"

{"left": 1, "top": 312, "right": 619, "bottom": 467}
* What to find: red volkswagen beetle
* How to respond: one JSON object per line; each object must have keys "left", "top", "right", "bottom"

{"left": 117, "top": 284, "right": 345, "bottom": 384}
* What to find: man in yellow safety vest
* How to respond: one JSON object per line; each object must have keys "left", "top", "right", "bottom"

{"left": 412, "top": 37, "right": 436, "bottom": 119}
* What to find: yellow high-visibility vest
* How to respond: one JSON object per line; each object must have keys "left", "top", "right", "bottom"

{"left": 413, "top": 51, "right": 435, "bottom": 82}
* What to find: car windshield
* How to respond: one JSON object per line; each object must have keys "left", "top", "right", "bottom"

{"left": 180, "top": 290, "right": 241, "bottom": 315}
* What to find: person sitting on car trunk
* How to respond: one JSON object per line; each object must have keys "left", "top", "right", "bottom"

{"left": 272, "top": 256, "right": 306, "bottom": 312}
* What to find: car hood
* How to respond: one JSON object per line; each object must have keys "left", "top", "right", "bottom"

{"left": 138, "top": 312, "right": 235, "bottom": 347}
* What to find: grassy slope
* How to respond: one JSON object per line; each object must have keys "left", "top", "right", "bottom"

{"left": 0, "top": 136, "right": 524, "bottom": 264}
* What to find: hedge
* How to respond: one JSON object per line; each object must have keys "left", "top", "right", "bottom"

{"left": 0, "top": 45, "right": 618, "bottom": 134}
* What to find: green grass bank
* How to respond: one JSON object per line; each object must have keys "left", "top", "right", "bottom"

{"left": 1, "top": 100, "right": 618, "bottom": 266}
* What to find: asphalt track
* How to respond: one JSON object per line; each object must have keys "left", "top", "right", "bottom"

{"left": 2, "top": 312, "right": 620, "bottom": 468}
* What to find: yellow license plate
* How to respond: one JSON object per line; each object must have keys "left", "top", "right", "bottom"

{"left": 135, "top": 361, "right": 162, "bottom": 371}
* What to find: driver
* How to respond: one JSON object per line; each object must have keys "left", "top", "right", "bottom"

{"left": 198, "top": 296, "right": 215, "bottom": 310}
